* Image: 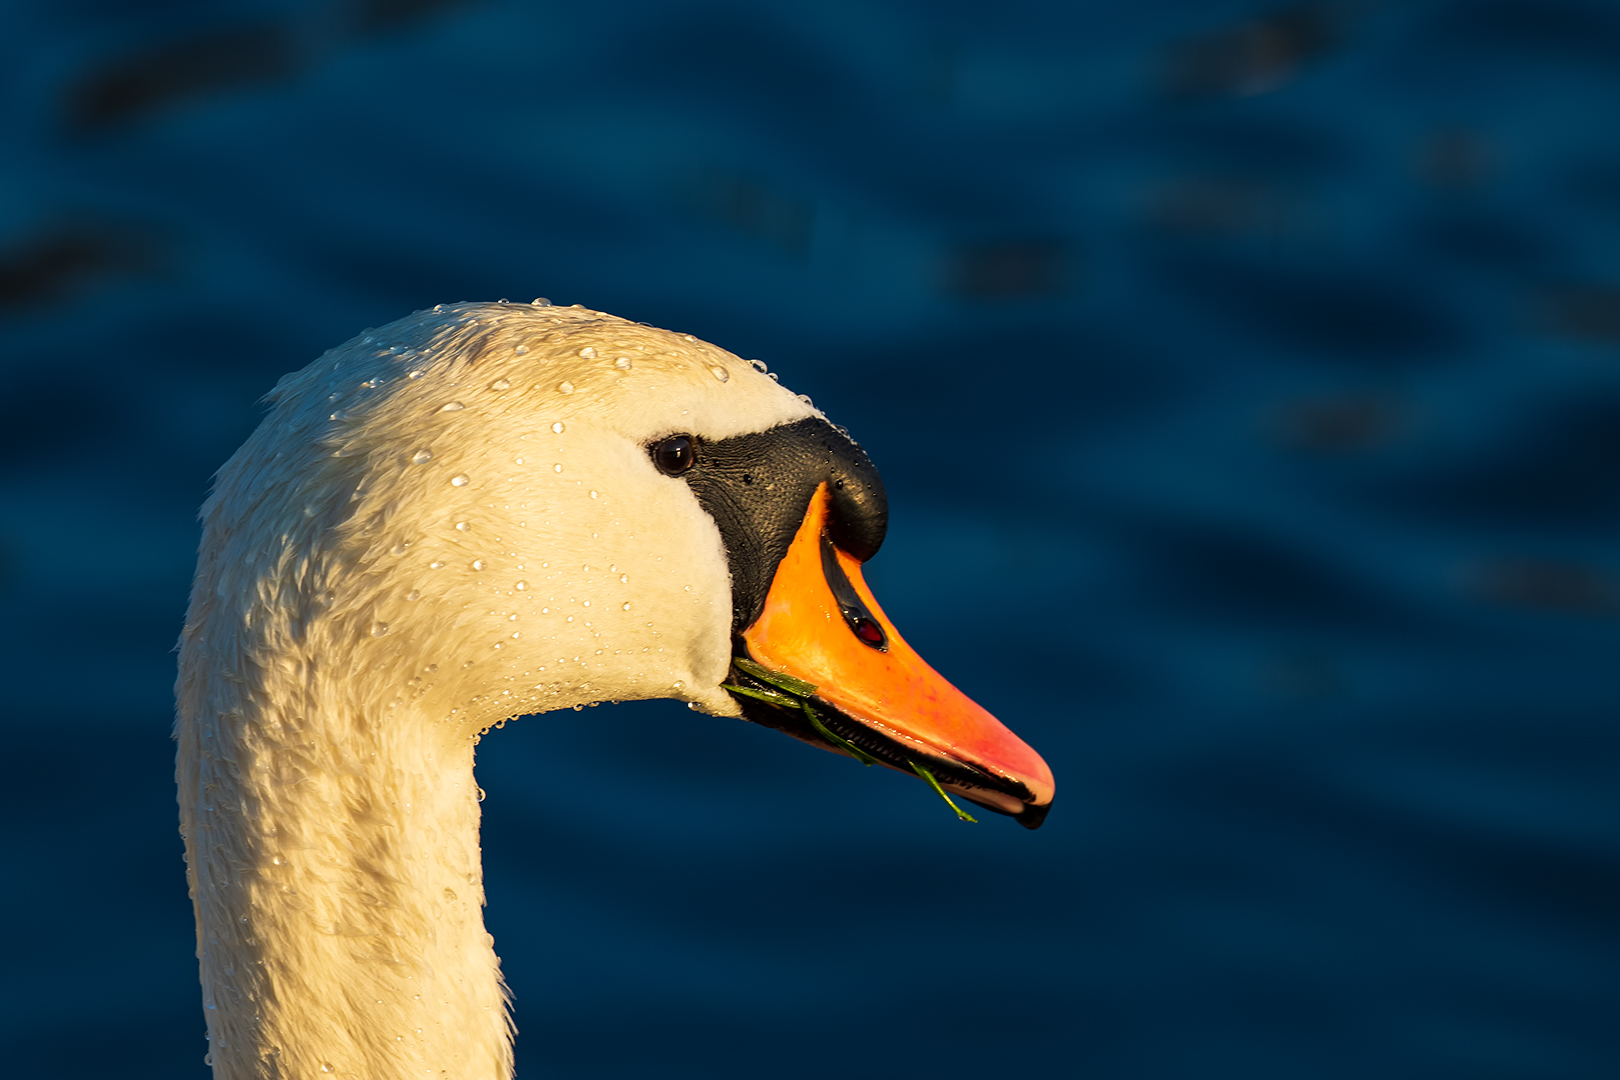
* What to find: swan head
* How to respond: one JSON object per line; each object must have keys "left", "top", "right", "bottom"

{"left": 199, "top": 301, "right": 1053, "bottom": 825}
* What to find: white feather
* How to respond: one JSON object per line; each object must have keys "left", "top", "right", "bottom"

{"left": 176, "top": 302, "right": 819, "bottom": 1078}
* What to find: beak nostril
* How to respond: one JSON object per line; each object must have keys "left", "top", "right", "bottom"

{"left": 821, "top": 529, "right": 888, "bottom": 651}
{"left": 851, "top": 617, "right": 884, "bottom": 647}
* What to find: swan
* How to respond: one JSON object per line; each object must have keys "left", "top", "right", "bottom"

{"left": 176, "top": 300, "right": 1054, "bottom": 1079}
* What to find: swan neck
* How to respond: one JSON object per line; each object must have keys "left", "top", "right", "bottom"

{"left": 177, "top": 670, "right": 512, "bottom": 1079}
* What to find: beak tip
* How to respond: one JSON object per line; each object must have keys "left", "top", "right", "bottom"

{"left": 1016, "top": 799, "right": 1053, "bottom": 831}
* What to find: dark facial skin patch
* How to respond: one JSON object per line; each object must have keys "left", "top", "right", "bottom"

{"left": 651, "top": 416, "right": 888, "bottom": 634}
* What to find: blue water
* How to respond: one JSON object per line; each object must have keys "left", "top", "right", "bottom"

{"left": 1, "top": 1, "right": 1617, "bottom": 1076}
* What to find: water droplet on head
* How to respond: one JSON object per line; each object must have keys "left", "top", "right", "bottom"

{"left": 455, "top": 521, "right": 470, "bottom": 531}
{"left": 330, "top": 410, "right": 348, "bottom": 421}
{"left": 615, "top": 356, "right": 632, "bottom": 370}
{"left": 532, "top": 297, "right": 550, "bottom": 306}
{"left": 412, "top": 449, "right": 434, "bottom": 464}
{"left": 710, "top": 365, "right": 730, "bottom": 383}
{"left": 491, "top": 378, "right": 511, "bottom": 390}
{"left": 515, "top": 345, "right": 528, "bottom": 355}
{"left": 749, "top": 359, "right": 768, "bottom": 373}
{"left": 451, "top": 474, "right": 470, "bottom": 487}
{"left": 797, "top": 394, "right": 813, "bottom": 406}
{"left": 557, "top": 381, "right": 574, "bottom": 394}
{"left": 321, "top": 1063, "right": 334, "bottom": 1073}
{"left": 391, "top": 541, "right": 408, "bottom": 555}
{"left": 619, "top": 574, "right": 628, "bottom": 583}
{"left": 553, "top": 463, "right": 563, "bottom": 473}
{"left": 515, "top": 580, "right": 528, "bottom": 590}
{"left": 441, "top": 402, "right": 465, "bottom": 412}
{"left": 622, "top": 601, "right": 631, "bottom": 610}
{"left": 430, "top": 560, "right": 445, "bottom": 569}
{"left": 578, "top": 346, "right": 597, "bottom": 359}
{"left": 371, "top": 621, "right": 389, "bottom": 637}
{"left": 408, "top": 370, "right": 425, "bottom": 379}
{"left": 551, "top": 422, "right": 565, "bottom": 434}
{"left": 407, "top": 589, "right": 421, "bottom": 601}
{"left": 472, "top": 560, "right": 485, "bottom": 571}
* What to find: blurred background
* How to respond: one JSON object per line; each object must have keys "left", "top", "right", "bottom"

{"left": 2, "top": 0, "right": 1618, "bottom": 1076}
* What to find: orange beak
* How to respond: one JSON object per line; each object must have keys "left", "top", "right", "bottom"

{"left": 737, "top": 485, "right": 1055, "bottom": 828}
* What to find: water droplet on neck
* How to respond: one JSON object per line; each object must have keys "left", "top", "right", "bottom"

{"left": 390, "top": 541, "right": 408, "bottom": 555}
{"left": 578, "top": 346, "right": 597, "bottom": 358}
{"left": 430, "top": 560, "right": 445, "bottom": 569}
{"left": 472, "top": 560, "right": 485, "bottom": 570}
{"left": 371, "top": 622, "right": 389, "bottom": 637}
{"left": 749, "top": 359, "right": 768, "bottom": 373}
{"left": 490, "top": 378, "right": 511, "bottom": 390}
{"left": 440, "top": 401, "right": 466, "bottom": 412}
{"left": 532, "top": 297, "right": 550, "bottom": 306}
{"left": 411, "top": 449, "right": 434, "bottom": 464}
{"left": 456, "top": 521, "right": 470, "bottom": 531}
{"left": 551, "top": 422, "right": 565, "bottom": 434}
{"left": 515, "top": 580, "right": 528, "bottom": 590}
{"left": 408, "top": 370, "right": 424, "bottom": 379}
{"left": 553, "top": 463, "right": 563, "bottom": 473}
{"left": 557, "top": 381, "right": 574, "bottom": 394}
{"left": 514, "top": 345, "right": 528, "bottom": 355}
{"left": 451, "top": 474, "right": 470, "bottom": 487}
{"left": 614, "top": 356, "right": 632, "bottom": 370}
{"left": 321, "top": 1063, "right": 334, "bottom": 1073}
{"left": 710, "top": 365, "right": 730, "bottom": 382}
{"left": 407, "top": 589, "right": 421, "bottom": 601}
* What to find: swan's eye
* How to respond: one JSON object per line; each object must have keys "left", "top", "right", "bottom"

{"left": 652, "top": 435, "right": 696, "bottom": 476}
